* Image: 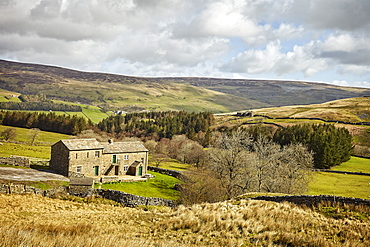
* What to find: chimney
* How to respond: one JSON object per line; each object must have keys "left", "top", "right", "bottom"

{"left": 108, "top": 138, "right": 114, "bottom": 144}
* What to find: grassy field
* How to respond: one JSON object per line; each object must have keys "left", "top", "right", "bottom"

{"left": 0, "top": 142, "right": 51, "bottom": 159}
{"left": 308, "top": 172, "right": 370, "bottom": 199}
{"left": 332, "top": 156, "right": 370, "bottom": 173}
{"left": 308, "top": 156, "right": 370, "bottom": 199}
{"left": 148, "top": 158, "right": 191, "bottom": 171}
{"left": 0, "top": 125, "right": 70, "bottom": 159}
{"left": 0, "top": 125, "right": 70, "bottom": 144}
{"left": 53, "top": 100, "right": 109, "bottom": 123}
{"left": 95, "top": 171, "right": 180, "bottom": 200}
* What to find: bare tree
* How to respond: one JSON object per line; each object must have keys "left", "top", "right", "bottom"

{"left": 144, "top": 140, "right": 157, "bottom": 153}
{"left": 151, "top": 153, "right": 169, "bottom": 167}
{"left": 179, "top": 167, "right": 228, "bottom": 205}
{"left": 208, "top": 129, "right": 255, "bottom": 199}
{"left": 28, "top": 128, "right": 40, "bottom": 145}
{"left": 188, "top": 130, "right": 314, "bottom": 203}
{"left": 1, "top": 128, "right": 16, "bottom": 141}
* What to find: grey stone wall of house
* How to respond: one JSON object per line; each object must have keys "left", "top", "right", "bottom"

{"left": 0, "top": 157, "right": 30, "bottom": 168}
{"left": 50, "top": 142, "right": 70, "bottom": 176}
{"left": 148, "top": 166, "right": 184, "bottom": 179}
{"left": 250, "top": 195, "right": 370, "bottom": 207}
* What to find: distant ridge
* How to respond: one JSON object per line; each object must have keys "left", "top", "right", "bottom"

{"left": 1, "top": 59, "right": 370, "bottom": 112}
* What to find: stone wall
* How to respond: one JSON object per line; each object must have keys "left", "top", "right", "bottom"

{"left": 94, "top": 189, "right": 175, "bottom": 208}
{"left": 251, "top": 195, "right": 370, "bottom": 207}
{"left": 148, "top": 166, "right": 184, "bottom": 179}
{"left": 0, "top": 184, "right": 175, "bottom": 207}
{"left": 0, "top": 157, "right": 30, "bottom": 168}
{"left": 315, "top": 169, "right": 370, "bottom": 176}
{"left": 0, "top": 184, "right": 67, "bottom": 197}
{"left": 2, "top": 182, "right": 368, "bottom": 208}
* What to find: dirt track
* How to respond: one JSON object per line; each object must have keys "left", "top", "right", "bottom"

{"left": 0, "top": 167, "right": 69, "bottom": 182}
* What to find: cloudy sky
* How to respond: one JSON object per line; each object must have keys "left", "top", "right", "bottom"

{"left": 1, "top": 0, "right": 370, "bottom": 88}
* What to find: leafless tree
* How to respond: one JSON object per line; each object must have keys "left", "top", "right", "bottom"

{"left": 28, "top": 128, "right": 40, "bottom": 145}
{"left": 151, "top": 153, "right": 169, "bottom": 167}
{"left": 1, "top": 128, "right": 16, "bottom": 141}
{"left": 190, "top": 130, "right": 314, "bottom": 202}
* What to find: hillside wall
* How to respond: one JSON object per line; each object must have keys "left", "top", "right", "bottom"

{"left": 1, "top": 183, "right": 368, "bottom": 208}
{"left": 0, "top": 157, "right": 30, "bottom": 168}
{"left": 148, "top": 166, "right": 184, "bottom": 179}
{"left": 251, "top": 195, "right": 370, "bottom": 207}
{"left": 0, "top": 184, "right": 175, "bottom": 207}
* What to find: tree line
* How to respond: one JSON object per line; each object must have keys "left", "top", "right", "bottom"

{"left": 97, "top": 111, "right": 213, "bottom": 143}
{"left": 0, "top": 102, "right": 82, "bottom": 112}
{"left": 0, "top": 111, "right": 91, "bottom": 135}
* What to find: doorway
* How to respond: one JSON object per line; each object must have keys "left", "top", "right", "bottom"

{"left": 94, "top": 166, "right": 99, "bottom": 176}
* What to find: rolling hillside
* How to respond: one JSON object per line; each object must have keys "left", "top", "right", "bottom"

{"left": 167, "top": 77, "right": 370, "bottom": 106}
{"left": 0, "top": 59, "right": 261, "bottom": 113}
{"left": 1, "top": 59, "right": 370, "bottom": 113}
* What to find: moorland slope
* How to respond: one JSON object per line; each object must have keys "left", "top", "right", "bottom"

{"left": 2, "top": 59, "right": 370, "bottom": 112}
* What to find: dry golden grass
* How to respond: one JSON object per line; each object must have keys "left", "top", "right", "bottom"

{"left": 253, "top": 97, "right": 370, "bottom": 122}
{"left": 0, "top": 194, "right": 369, "bottom": 246}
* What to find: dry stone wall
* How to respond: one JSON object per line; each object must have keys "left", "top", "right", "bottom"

{"left": 94, "top": 189, "right": 175, "bottom": 208}
{"left": 251, "top": 195, "right": 370, "bottom": 207}
{"left": 148, "top": 166, "right": 184, "bottom": 179}
{"left": 0, "top": 184, "right": 175, "bottom": 207}
{"left": 0, "top": 157, "right": 30, "bottom": 168}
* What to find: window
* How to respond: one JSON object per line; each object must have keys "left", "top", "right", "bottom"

{"left": 124, "top": 154, "right": 129, "bottom": 160}
{"left": 112, "top": 154, "right": 117, "bottom": 163}
{"left": 76, "top": 166, "right": 82, "bottom": 173}
{"left": 75, "top": 153, "right": 78, "bottom": 159}
{"left": 95, "top": 151, "right": 100, "bottom": 158}
{"left": 87, "top": 152, "right": 89, "bottom": 158}
{"left": 123, "top": 165, "right": 129, "bottom": 172}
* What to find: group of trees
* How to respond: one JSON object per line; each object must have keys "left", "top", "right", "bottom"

{"left": 273, "top": 124, "right": 352, "bottom": 169}
{"left": 0, "top": 102, "right": 82, "bottom": 112}
{"left": 0, "top": 111, "right": 91, "bottom": 135}
{"left": 97, "top": 111, "right": 213, "bottom": 144}
{"left": 146, "top": 135, "right": 206, "bottom": 166}
{"left": 179, "top": 130, "right": 314, "bottom": 204}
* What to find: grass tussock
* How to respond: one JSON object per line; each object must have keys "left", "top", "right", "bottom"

{"left": 0, "top": 194, "right": 369, "bottom": 246}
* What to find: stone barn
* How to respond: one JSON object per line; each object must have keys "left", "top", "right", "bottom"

{"left": 50, "top": 138, "right": 148, "bottom": 181}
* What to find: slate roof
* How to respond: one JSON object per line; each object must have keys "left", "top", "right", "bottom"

{"left": 102, "top": 141, "right": 148, "bottom": 154}
{"left": 60, "top": 139, "right": 104, "bottom": 151}
{"left": 57, "top": 139, "right": 148, "bottom": 153}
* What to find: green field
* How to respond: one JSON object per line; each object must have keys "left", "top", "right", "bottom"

{"left": 0, "top": 125, "right": 70, "bottom": 159}
{"left": 308, "top": 156, "right": 370, "bottom": 199}
{"left": 0, "top": 142, "right": 51, "bottom": 159}
{"left": 53, "top": 100, "right": 109, "bottom": 123}
{"left": 332, "top": 156, "right": 370, "bottom": 173}
{"left": 95, "top": 171, "right": 180, "bottom": 200}
{"left": 148, "top": 158, "right": 191, "bottom": 171}
{"left": 308, "top": 172, "right": 370, "bottom": 199}
{"left": 0, "top": 125, "right": 70, "bottom": 144}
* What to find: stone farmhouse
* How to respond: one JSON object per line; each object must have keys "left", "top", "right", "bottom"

{"left": 50, "top": 138, "right": 148, "bottom": 182}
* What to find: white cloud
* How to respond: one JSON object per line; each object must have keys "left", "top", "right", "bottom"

{"left": 0, "top": 0, "right": 369, "bottom": 88}
{"left": 222, "top": 40, "right": 331, "bottom": 77}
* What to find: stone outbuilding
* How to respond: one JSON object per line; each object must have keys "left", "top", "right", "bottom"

{"left": 50, "top": 138, "right": 148, "bottom": 182}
